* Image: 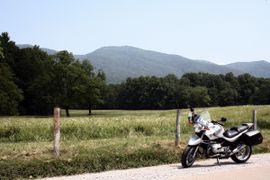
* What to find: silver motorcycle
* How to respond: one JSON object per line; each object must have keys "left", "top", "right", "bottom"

{"left": 181, "top": 108, "right": 263, "bottom": 168}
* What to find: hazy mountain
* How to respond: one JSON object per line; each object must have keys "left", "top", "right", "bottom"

{"left": 225, "top": 60, "right": 270, "bottom": 78}
{"left": 79, "top": 46, "right": 241, "bottom": 83}
{"left": 18, "top": 44, "right": 270, "bottom": 84}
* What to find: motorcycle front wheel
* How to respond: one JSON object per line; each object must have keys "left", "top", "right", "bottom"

{"left": 181, "top": 145, "right": 198, "bottom": 168}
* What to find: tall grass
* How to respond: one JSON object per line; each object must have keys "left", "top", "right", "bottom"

{"left": 0, "top": 110, "right": 178, "bottom": 142}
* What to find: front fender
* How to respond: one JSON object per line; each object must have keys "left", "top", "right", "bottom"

{"left": 188, "top": 134, "right": 202, "bottom": 146}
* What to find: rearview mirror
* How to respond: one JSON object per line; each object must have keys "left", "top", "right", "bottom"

{"left": 221, "top": 117, "right": 227, "bottom": 122}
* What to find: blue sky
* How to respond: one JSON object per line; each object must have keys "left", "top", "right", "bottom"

{"left": 0, "top": 0, "right": 269, "bottom": 64}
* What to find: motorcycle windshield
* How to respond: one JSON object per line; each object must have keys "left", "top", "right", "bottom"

{"left": 195, "top": 111, "right": 211, "bottom": 126}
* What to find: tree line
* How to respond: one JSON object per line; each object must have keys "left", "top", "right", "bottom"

{"left": 1, "top": 32, "right": 270, "bottom": 116}
{"left": 101, "top": 72, "right": 270, "bottom": 110}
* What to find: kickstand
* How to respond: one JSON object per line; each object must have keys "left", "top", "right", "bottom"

{"left": 216, "top": 158, "right": 220, "bottom": 165}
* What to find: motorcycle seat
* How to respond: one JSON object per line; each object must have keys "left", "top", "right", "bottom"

{"left": 223, "top": 129, "right": 239, "bottom": 138}
{"left": 223, "top": 125, "right": 249, "bottom": 138}
{"left": 231, "top": 125, "right": 249, "bottom": 132}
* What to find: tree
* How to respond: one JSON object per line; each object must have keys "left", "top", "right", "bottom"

{"left": 13, "top": 47, "right": 53, "bottom": 114}
{"left": 189, "top": 86, "right": 211, "bottom": 107}
{"left": 50, "top": 51, "right": 86, "bottom": 116}
{"left": 182, "top": 73, "right": 202, "bottom": 87}
{"left": 101, "top": 84, "right": 121, "bottom": 109}
{"left": 79, "top": 61, "right": 107, "bottom": 115}
{"left": 0, "top": 32, "right": 19, "bottom": 67}
{"left": 238, "top": 74, "right": 257, "bottom": 104}
{"left": 0, "top": 33, "right": 23, "bottom": 115}
{"left": 0, "top": 63, "right": 23, "bottom": 115}
{"left": 251, "top": 79, "right": 270, "bottom": 105}
{"left": 27, "top": 57, "right": 55, "bottom": 115}
{"left": 1, "top": 33, "right": 54, "bottom": 114}
{"left": 118, "top": 76, "right": 171, "bottom": 109}
{"left": 208, "top": 87, "right": 219, "bottom": 106}
{"left": 47, "top": 53, "right": 106, "bottom": 116}
{"left": 225, "top": 72, "right": 239, "bottom": 89}
{"left": 173, "top": 85, "right": 192, "bottom": 108}
{"left": 218, "top": 87, "right": 239, "bottom": 106}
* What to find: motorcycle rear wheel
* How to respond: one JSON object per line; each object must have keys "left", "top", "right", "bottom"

{"left": 231, "top": 145, "right": 252, "bottom": 163}
{"left": 181, "top": 145, "right": 198, "bottom": 168}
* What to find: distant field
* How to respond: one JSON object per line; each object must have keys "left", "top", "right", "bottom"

{"left": 0, "top": 105, "right": 270, "bottom": 179}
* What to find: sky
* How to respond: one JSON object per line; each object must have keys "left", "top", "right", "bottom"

{"left": 0, "top": 0, "right": 269, "bottom": 64}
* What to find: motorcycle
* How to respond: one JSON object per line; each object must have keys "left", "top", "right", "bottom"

{"left": 181, "top": 108, "right": 263, "bottom": 168}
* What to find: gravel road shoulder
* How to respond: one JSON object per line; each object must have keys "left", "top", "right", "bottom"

{"left": 42, "top": 153, "right": 270, "bottom": 180}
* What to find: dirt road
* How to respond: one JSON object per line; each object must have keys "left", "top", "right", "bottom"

{"left": 43, "top": 153, "right": 270, "bottom": 180}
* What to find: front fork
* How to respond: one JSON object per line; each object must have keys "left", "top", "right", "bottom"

{"left": 192, "top": 145, "right": 200, "bottom": 159}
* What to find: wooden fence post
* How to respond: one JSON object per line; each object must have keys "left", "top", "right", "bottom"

{"left": 53, "top": 107, "right": 61, "bottom": 156}
{"left": 252, "top": 109, "right": 257, "bottom": 130}
{"left": 175, "top": 109, "right": 181, "bottom": 146}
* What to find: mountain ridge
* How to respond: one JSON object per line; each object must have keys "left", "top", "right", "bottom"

{"left": 225, "top": 60, "right": 270, "bottom": 78}
{"left": 83, "top": 46, "right": 243, "bottom": 83}
{"left": 17, "top": 44, "right": 58, "bottom": 55}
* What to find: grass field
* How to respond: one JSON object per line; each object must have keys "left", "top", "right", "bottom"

{"left": 0, "top": 105, "right": 270, "bottom": 179}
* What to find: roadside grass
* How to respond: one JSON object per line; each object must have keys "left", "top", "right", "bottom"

{"left": 0, "top": 105, "right": 269, "bottom": 179}
{"left": 0, "top": 137, "right": 181, "bottom": 179}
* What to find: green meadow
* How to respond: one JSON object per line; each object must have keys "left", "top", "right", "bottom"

{"left": 0, "top": 105, "right": 270, "bottom": 179}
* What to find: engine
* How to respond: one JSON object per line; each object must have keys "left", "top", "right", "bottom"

{"left": 211, "top": 144, "right": 224, "bottom": 153}
{"left": 210, "top": 144, "right": 230, "bottom": 155}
